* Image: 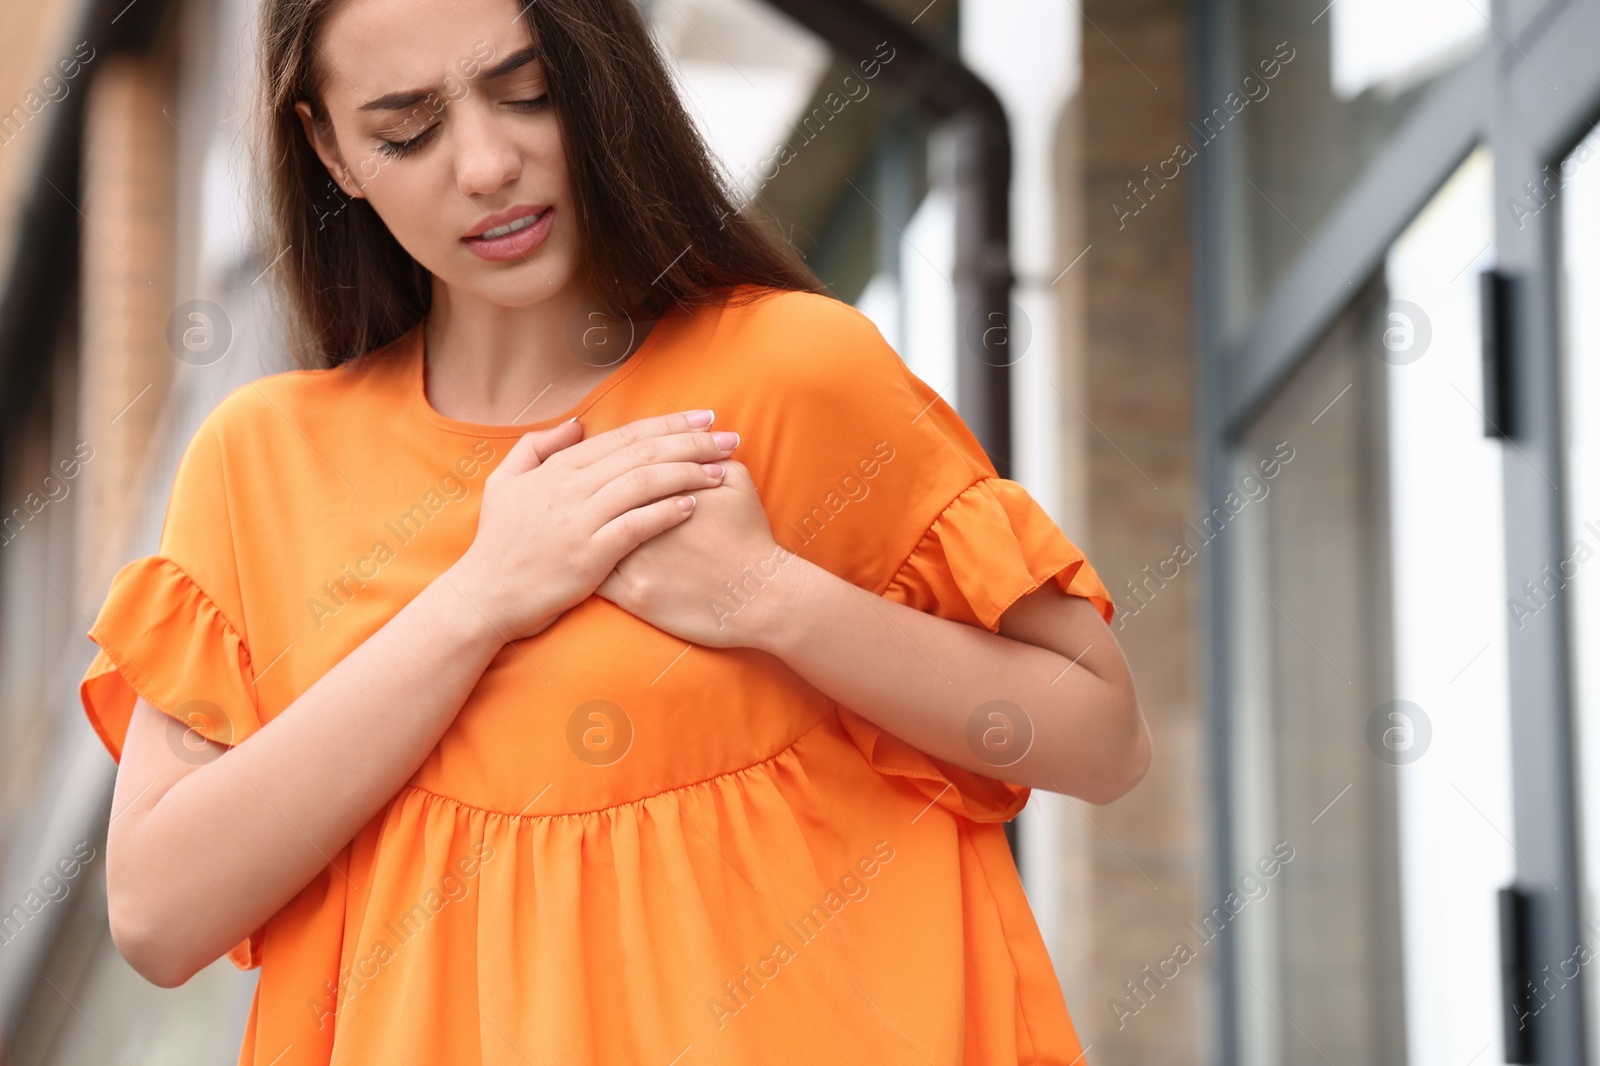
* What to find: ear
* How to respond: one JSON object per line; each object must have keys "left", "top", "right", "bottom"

{"left": 294, "top": 100, "right": 365, "bottom": 200}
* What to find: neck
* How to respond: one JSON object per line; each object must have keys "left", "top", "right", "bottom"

{"left": 423, "top": 277, "right": 642, "bottom": 425}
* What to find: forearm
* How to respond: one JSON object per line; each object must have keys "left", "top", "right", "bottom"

{"left": 113, "top": 566, "right": 507, "bottom": 985}
{"left": 748, "top": 559, "right": 1145, "bottom": 803}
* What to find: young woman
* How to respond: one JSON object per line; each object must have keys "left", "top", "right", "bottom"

{"left": 79, "top": 0, "right": 1149, "bottom": 1062}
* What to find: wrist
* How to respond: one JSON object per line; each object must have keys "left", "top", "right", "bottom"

{"left": 743, "top": 553, "right": 832, "bottom": 658}
{"left": 431, "top": 562, "right": 515, "bottom": 653}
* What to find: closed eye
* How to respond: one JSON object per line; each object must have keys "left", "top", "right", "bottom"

{"left": 377, "top": 124, "right": 437, "bottom": 159}
{"left": 374, "top": 95, "right": 550, "bottom": 160}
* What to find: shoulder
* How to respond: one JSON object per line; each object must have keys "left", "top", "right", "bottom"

{"left": 202, "top": 369, "right": 326, "bottom": 431}
{"left": 722, "top": 285, "right": 875, "bottom": 335}
{"left": 713, "top": 286, "right": 992, "bottom": 482}
{"left": 193, "top": 343, "right": 405, "bottom": 453}
{"left": 721, "top": 286, "right": 893, "bottom": 354}
{"left": 716, "top": 286, "right": 914, "bottom": 398}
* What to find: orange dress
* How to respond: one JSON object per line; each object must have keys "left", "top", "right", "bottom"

{"left": 80, "top": 284, "right": 1114, "bottom": 1065}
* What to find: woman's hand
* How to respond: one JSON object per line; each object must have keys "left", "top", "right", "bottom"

{"left": 446, "top": 410, "right": 738, "bottom": 643}
{"left": 596, "top": 459, "right": 796, "bottom": 649}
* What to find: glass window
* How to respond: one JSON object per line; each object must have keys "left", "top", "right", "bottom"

{"left": 1229, "top": 278, "right": 1404, "bottom": 1065}
{"left": 1328, "top": 0, "right": 1482, "bottom": 100}
{"left": 1225, "top": 0, "right": 1485, "bottom": 333}
{"left": 1381, "top": 147, "right": 1513, "bottom": 1066}
{"left": 1228, "top": 145, "right": 1510, "bottom": 1065}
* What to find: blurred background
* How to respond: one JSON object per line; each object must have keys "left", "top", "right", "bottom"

{"left": 0, "top": 0, "right": 1597, "bottom": 1062}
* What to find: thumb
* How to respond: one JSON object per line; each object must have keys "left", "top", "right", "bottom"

{"left": 491, "top": 417, "right": 584, "bottom": 480}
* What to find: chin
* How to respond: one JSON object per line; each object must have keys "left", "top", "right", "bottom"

{"left": 483, "top": 269, "right": 576, "bottom": 309}
{"left": 435, "top": 251, "right": 571, "bottom": 305}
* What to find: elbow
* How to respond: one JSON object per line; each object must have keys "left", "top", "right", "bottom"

{"left": 1080, "top": 692, "right": 1152, "bottom": 806}
{"left": 107, "top": 881, "right": 199, "bottom": 989}
{"left": 1117, "top": 711, "right": 1155, "bottom": 800}
{"left": 111, "top": 912, "right": 199, "bottom": 989}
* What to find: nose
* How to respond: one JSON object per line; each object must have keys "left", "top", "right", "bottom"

{"left": 450, "top": 94, "right": 520, "bottom": 200}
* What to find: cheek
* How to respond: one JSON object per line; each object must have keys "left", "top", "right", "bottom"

{"left": 537, "top": 125, "right": 572, "bottom": 197}
{"left": 362, "top": 167, "right": 441, "bottom": 243}
{"left": 351, "top": 174, "right": 472, "bottom": 283}
{"left": 530, "top": 126, "right": 580, "bottom": 252}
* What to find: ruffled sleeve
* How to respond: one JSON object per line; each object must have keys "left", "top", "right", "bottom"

{"left": 835, "top": 476, "right": 1115, "bottom": 823}
{"left": 881, "top": 476, "right": 1114, "bottom": 633}
{"left": 753, "top": 293, "right": 1115, "bottom": 823}
{"left": 78, "top": 409, "right": 265, "bottom": 969}
{"left": 80, "top": 555, "right": 263, "bottom": 762}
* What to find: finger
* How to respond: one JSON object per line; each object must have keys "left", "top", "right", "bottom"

{"left": 564, "top": 409, "right": 716, "bottom": 469}
{"left": 491, "top": 419, "right": 584, "bottom": 481}
{"left": 583, "top": 428, "right": 736, "bottom": 488}
{"left": 587, "top": 461, "right": 726, "bottom": 522}
{"left": 592, "top": 494, "right": 696, "bottom": 559}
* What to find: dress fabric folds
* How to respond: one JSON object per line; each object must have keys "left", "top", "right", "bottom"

{"left": 80, "top": 285, "right": 1115, "bottom": 1065}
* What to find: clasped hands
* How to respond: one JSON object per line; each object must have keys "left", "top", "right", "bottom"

{"left": 452, "top": 409, "right": 800, "bottom": 652}
{"left": 596, "top": 449, "right": 798, "bottom": 650}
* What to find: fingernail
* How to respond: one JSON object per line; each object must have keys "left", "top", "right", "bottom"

{"left": 712, "top": 431, "right": 739, "bottom": 453}
{"left": 686, "top": 409, "right": 714, "bottom": 427}
{"left": 702, "top": 462, "right": 724, "bottom": 477}
{"left": 677, "top": 495, "right": 696, "bottom": 513}
{"left": 565, "top": 416, "right": 579, "bottom": 424}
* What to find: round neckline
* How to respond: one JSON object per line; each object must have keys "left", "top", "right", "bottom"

{"left": 410, "top": 306, "right": 682, "bottom": 437}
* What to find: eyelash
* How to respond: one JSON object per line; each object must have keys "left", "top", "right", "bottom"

{"left": 375, "top": 94, "right": 552, "bottom": 159}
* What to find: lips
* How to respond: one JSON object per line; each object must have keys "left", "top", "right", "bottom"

{"left": 460, "top": 204, "right": 557, "bottom": 262}
{"left": 463, "top": 203, "right": 552, "bottom": 240}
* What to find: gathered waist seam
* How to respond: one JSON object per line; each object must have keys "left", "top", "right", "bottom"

{"left": 399, "top": 712, "right": 834, "bottom": 821}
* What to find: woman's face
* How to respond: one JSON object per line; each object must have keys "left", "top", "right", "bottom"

{"left": 294, "top": 0, "right": 581, "bottom": 307}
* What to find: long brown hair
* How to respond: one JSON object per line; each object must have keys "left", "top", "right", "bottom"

{"left": 252, "top": 0, "right": 827, "bottom": 371}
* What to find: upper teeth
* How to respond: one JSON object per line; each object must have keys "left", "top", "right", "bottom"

{"left": 479, "top": 211, "right": 544, "bottom": 239}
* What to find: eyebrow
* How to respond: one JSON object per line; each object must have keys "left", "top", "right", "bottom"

{"left": 357, "top": 44, "right": 544, "bottom": 113}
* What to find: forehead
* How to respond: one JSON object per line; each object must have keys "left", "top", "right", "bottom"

{"left": 316, "top": 0, "right": 537, "bottom": 106}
